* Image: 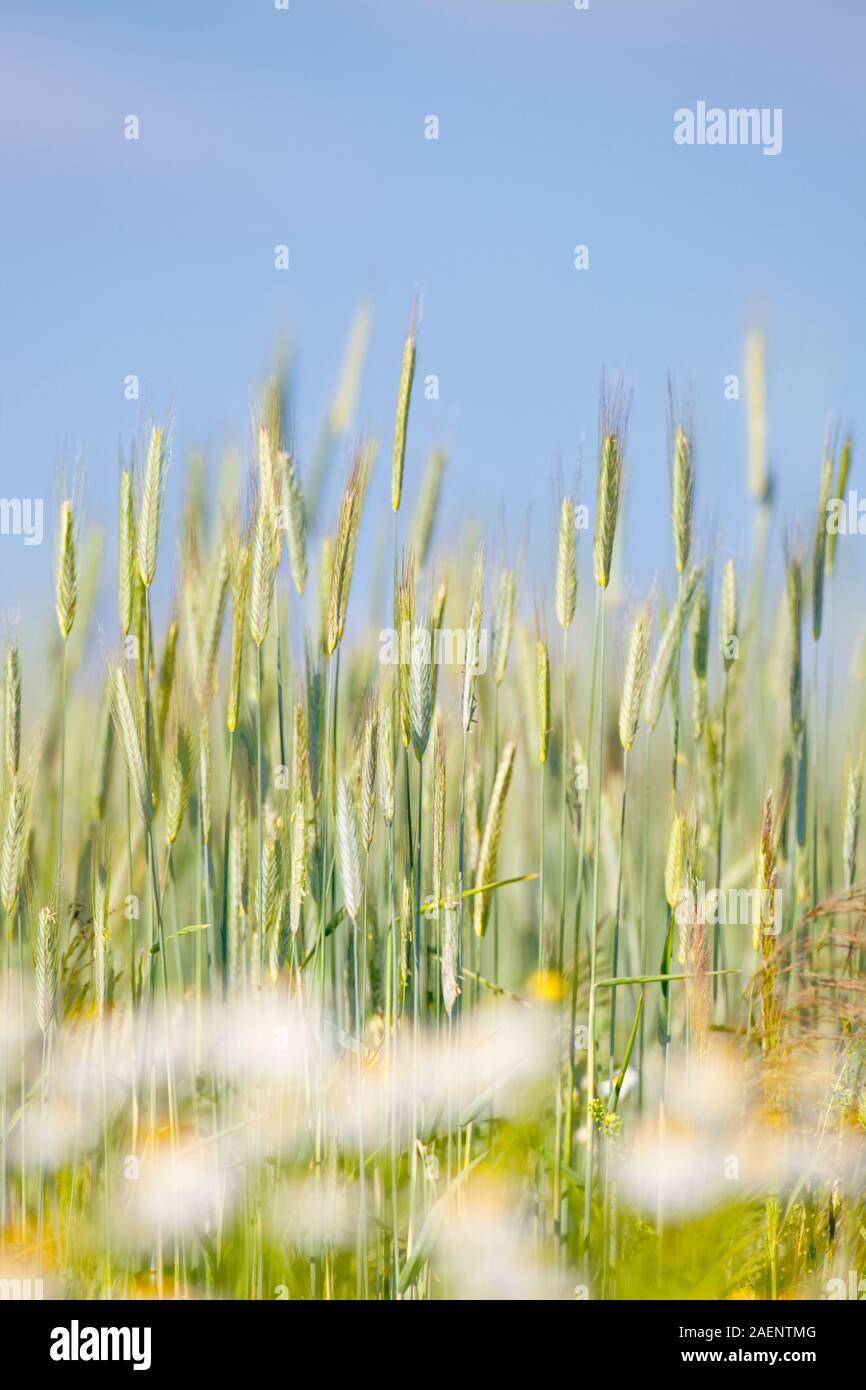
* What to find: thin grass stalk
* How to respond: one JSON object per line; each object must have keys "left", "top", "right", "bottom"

{"left": 583, "top": 587, "right": 605, "bottom": 1253}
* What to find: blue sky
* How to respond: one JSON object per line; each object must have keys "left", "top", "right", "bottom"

{"left": 1, "top": 0, "right": 864, "bottom": 617}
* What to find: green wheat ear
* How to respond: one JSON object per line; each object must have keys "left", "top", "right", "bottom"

{"left": 336, "top": 775, "right": 362, "bottom": 923}
{"left": 811, "top": 448, "right": 833, "bottom": 642}
{"left": 671, "top": 424, "right": 694, "bottom": 575}
{"left": 409, "top": 617, "right": 431, "bottom": 761}
{"left": 249, "top": 493, "right": 277, "bottom": 649}
{"left": 118, "top": 468, "right": 135, "bottom": 636}
{"left": 720, "top": 558, "right": 738, "bottom": 668}
{"left": 280, "top": 451, "right": 308, "bottom": 596}
{"left": 35, "top": 906, "right": 58, "bottom": 1036}
{"left": 379, "top": 692, "right": 395, "bottom": 828}
{"left": 473, "top": 739, "right": 516, "bottom": 939}
{"left": 55, "top": 499, "right": 77, "bottom": 641}
{"left": 555, "top": 495, "right": 576, "bottom": 630}
{"left": 827, "top": 435, "right": 851, "bottom": 577}
{"left": 111, "top": 664, "right": 150, "bottom": 828}
{"left": 4, "top": 641, "right": 21, "bottom": 782}
{"left": 1, "top": 777, "right": 28, "bottom": 916}
{"left": 391, "top": 305, "right": 417, "bottom": 512}
{"left": 492, "top": 568, "right": 516, "bottom": 687}
{"left": 227, "top": 537, "right": 251, "bottom": 734}
{"left": 137, "top": 425, "right": 165, "bottom": 589}
{"left": 689, "top": 581, "right": 709, "bottom": 742}
{"left": 664, "top": 812, "right": 687, "bottom": 911}
{"left": 619, "top": 609, "right": 649, "bottom": 754}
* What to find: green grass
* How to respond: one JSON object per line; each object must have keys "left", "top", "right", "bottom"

{"left": 0, "top": 325, "right": 863, "bottom": 1301}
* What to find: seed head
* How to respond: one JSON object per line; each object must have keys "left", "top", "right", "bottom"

{"left": 618, "top": 609, "right": 649, "bottom": 753}
{"left": 555, "top": 496, "right": 577, "bottom": 629}
{"left": 492, "top": 569, "right": 516, "bottom": 687}
{"left": 336, "top": 776, "right": 362, "bottom": 922}
{"left": 55, "top": 500, "right": 77, "bottom": 641}
{"left": 391, "top": 311, "right": 417, "bottom": 512}
{"left": 720, "top": 559, "right": 738, "bottom": 669}
{"left": 671, "top": 424, "right": 694, "bottom": 575}
{"left": 137, "top": 426, "right": 165, "bottom": 589}
{"left": 35, "top": 906, "right": 58, "bottom": 1035}
{"left": 118, "top": 468, "right": 135, "bottom": 637}
{"left": 812, "top": 449, "right": 833, "bottom": 642}
{"left": 4, "top": 642, "right": 21, "bottom": 782}
{"left": 473, "top": 740, "right": 516, "bottom": 938}
{"left": 111, "top": 665, "right": 150, "bottom": 827}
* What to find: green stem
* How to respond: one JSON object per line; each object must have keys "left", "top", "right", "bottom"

{"left": 583, "top": 587, "right": 606, "bottom": 1254}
